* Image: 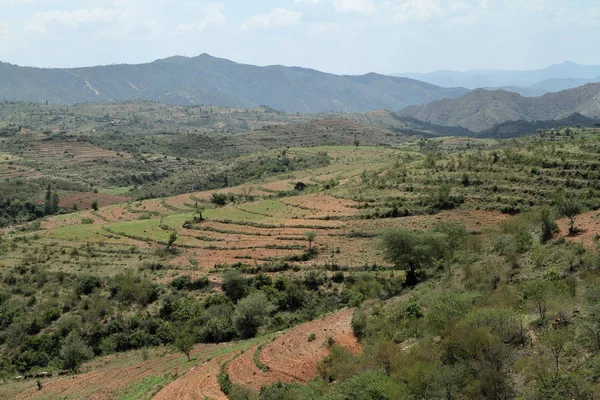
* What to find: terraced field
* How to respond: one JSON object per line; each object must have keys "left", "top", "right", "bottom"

{"left": 13, "top": 341, "right": 258, "bottom": 400}
{"left": 37, "top": 179, "right": 509, "bottom": 278}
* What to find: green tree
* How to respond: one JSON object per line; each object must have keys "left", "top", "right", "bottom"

{"left": 541, "top": 329, "right": 571, "bottom": 377}
{"left": 582, "top": 303, "right": 600, "bottom": 350}
{"left": 51, "top": 192, "right": 60, "bottom": 214}
{"left": 538, "top": 207, "right": 558, "bottom": 243}
{"left": 44, "top": 184, "right": 53, "bottom": 215}
{"left": 304, "top": 231, "right": 317, "bottom": 249}
{"left": 380, "top": 228, "right": 448, "bottom": 285}
{"left": 222, "top": 270, "right": 247, "bottom": 302}
{"left": 60, "top": 331, "right": 93, "bottom": 372}
{"left": 522, "top": 280, "right": 564, "bottom": 322}
{"left": 91, "top": 199, "right": 99, "bottom": 211}
{"left": 232, "top": 292, "right": 275, "bottom": 338}
{"left": 555, "top": 193, "right": 581, "bottom": 235}
{"left": 433, "top": 221, "right": 468, "bottom": 272}
{"left": 167, "top": 232, "right": 178, "bottom": 250}
{"left": 174, "top": 332, "right": 195, "bottom": 362}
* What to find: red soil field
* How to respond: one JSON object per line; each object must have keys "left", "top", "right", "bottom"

{"left": 17, "top": 344, "right": 222, "bottom": 400}
{"left": 557, "top": 209, "right": 600, "bottom": 249}
{"left": 227, "top": 309, "right": 359, "bottom": 392}
{"left": 59, "top": 192, "right": 130, "bottom": 210}
{"left": 153, "top": 356, "right": 228, "bottom": 400}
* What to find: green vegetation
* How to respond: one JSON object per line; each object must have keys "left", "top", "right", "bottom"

{"left": 4, "top": 100, "right": 600, "bottom": 399}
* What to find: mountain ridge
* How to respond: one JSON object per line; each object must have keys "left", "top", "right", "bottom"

{"left": 0, "top": 54, "right": 468, "bottom": 113}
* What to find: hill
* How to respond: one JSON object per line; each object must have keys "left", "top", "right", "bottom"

{"left": 0, "top": 54, "right": 467, "bottom": 113}
{"left": 477, "top": 113, "right": 600, "bottom": 138}
{"left": 397, "top": 83, "right": 600, "bottom": 131}
{"left": 4, "top": 126, "right": 600, "bottom": 399}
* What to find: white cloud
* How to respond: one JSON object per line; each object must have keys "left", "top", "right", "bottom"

{"left": 333, "top": 0, "right": 376, "bottom": 14}
{"left": 24, "top": 8, "right": 119, "bottom": 33}
{"left": 174, "top": 3, "right": 227, "bottom": 35}
{"left": 294, "top": 0, "right": 322, "bottom": 4}
{"left": 394, "top": 0, "right": 443, "bottom": 23}
{"left": 242, "top": 8, "right": 302, "bottom": 30}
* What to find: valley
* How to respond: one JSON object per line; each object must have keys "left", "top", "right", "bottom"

{"left": 2, "top": 99, "right": 600, "bottom": 399}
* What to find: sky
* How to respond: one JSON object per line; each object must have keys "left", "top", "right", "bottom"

{"left": 0, "top": 0, "right": 599, "bottom": 75}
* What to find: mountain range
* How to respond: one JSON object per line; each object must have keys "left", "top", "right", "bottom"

{"left": 0, "top": 54, "right": 467, "bottom": 113}
{"left": 398, "top": 62, "right": 600, "bottom": 96}
{"left": 397, "top": 83, "right": 600, "bottom": 132}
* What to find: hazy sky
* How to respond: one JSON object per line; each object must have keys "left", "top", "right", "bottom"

{"left": 0, "top": 0, "right": 599, "bottom": 74}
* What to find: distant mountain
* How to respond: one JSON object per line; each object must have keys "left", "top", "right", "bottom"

{"left": 397, "top": 83, "right": 600, "bottom": 132}
{"left": 485, "top": 77, "right": 600, "bottom": 97}
{"left": 0, "top": 54, "right": 467, "bottom": 113}
{"left": 396, "top": 62, "right": 600, "bottom": 94}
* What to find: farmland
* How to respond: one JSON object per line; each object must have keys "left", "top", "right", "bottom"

{"left": 2, "top": 100, "right": 600, "bottom": 399}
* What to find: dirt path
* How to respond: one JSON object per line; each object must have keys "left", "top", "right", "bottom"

{"left": 227, "top": 309, "right": 359, "bottom": 392}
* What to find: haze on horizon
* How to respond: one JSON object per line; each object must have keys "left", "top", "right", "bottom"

{"left": 0, "top": 0, "right": 599, "bottom": 75}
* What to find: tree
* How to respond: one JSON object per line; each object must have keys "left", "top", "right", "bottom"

{"left": 380, "top": 228, "right": 448, "bottom": 285}
{"left": 44, "top": 184, "right": 52, "bottom": 215}
{"left": 241, "top": 186, "right": 254, "bottom": 202}
{"left": 555, "top": 193, "right": 581, "bottom": 235}
{"left": 91, "top": 199, "right": 99, "bottom": 212}
{"left": 538, "top": 207, "right": 559, "bottom": 243}
{"left": 353, "top": 138, "right": 360, "bottom": 148}
{"left": 51, "top": 192, "right": 60, "bottom": 214}
{"left": 60, "top": 331, "right": 93, "bottom": 372}
{"left": 522, "top": 280, "right": 565, "bottom": 322}
{"left": 304, "top": 231, "right": 317, "bottom": 250}
{"left": 167, "top": 232, "right": 178, "bottom": 250}
{"left": 174, "top": 332, "right": 195, "bottom": 361}
{"left": 232, "top": 292, "right": 275, "bottom": 338}
{"left": 222, "top": 270, "right": 247, "bottom": 302}
{"left": 432, "top": 221, "right": 468, "bottom": 255}
{"left": 541, "top": 329, "right": 571, "bottom": 377}
{"left": 582, "top": 303, "right": 600, "bottom": 350}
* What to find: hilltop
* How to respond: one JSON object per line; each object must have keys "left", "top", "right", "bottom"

{"left": 398, "top": 83, "right": 600, "bottom": 131}
{"left": 0, "top": 54, "right": 467, "bottom": 113}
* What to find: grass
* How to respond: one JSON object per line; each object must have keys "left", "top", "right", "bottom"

{"left": 237, "top": 198, "right": 305, "bottom": 218}
{"left": 100, "top": 186, "right": 134, "bottom": 196}
{"left": 116, "top": 374, "right": 172, "bottom": 400}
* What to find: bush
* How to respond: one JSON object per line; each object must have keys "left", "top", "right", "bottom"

{"left": 171, "top": 275, "right": 209, "bottom": 291}
{"left": 110, "top": 271, "right": 158, "bottom": 306}
{"left": 211, "top": 193, "right": 228, "bottom": 206}
{"left": 222, "top": 270, "right": 247, "bottom": 302}
{"left": 76, "top": 275, "right": 102, "bottom": 295}
{"left": 332, "top": 369, "right": 407, "bottom": 399}
{"left": 60, "top": 331, "right": 93, "bottom": 372}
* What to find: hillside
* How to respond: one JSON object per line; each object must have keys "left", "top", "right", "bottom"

{"left": 4, "top": 127, "right": 600, "bottom": 399}
{"left": 0, "top": 54, "right": 467, "bottom": 113}
{"left": 398, "top": 83, "right": 600, "bottom": 131}
{"left": 478, "top": 113, "right": 600, "bottom": 138}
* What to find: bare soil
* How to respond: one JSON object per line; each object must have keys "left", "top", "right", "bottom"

{"left": 227, "top": 309, "right": 359, "bottom": 392}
